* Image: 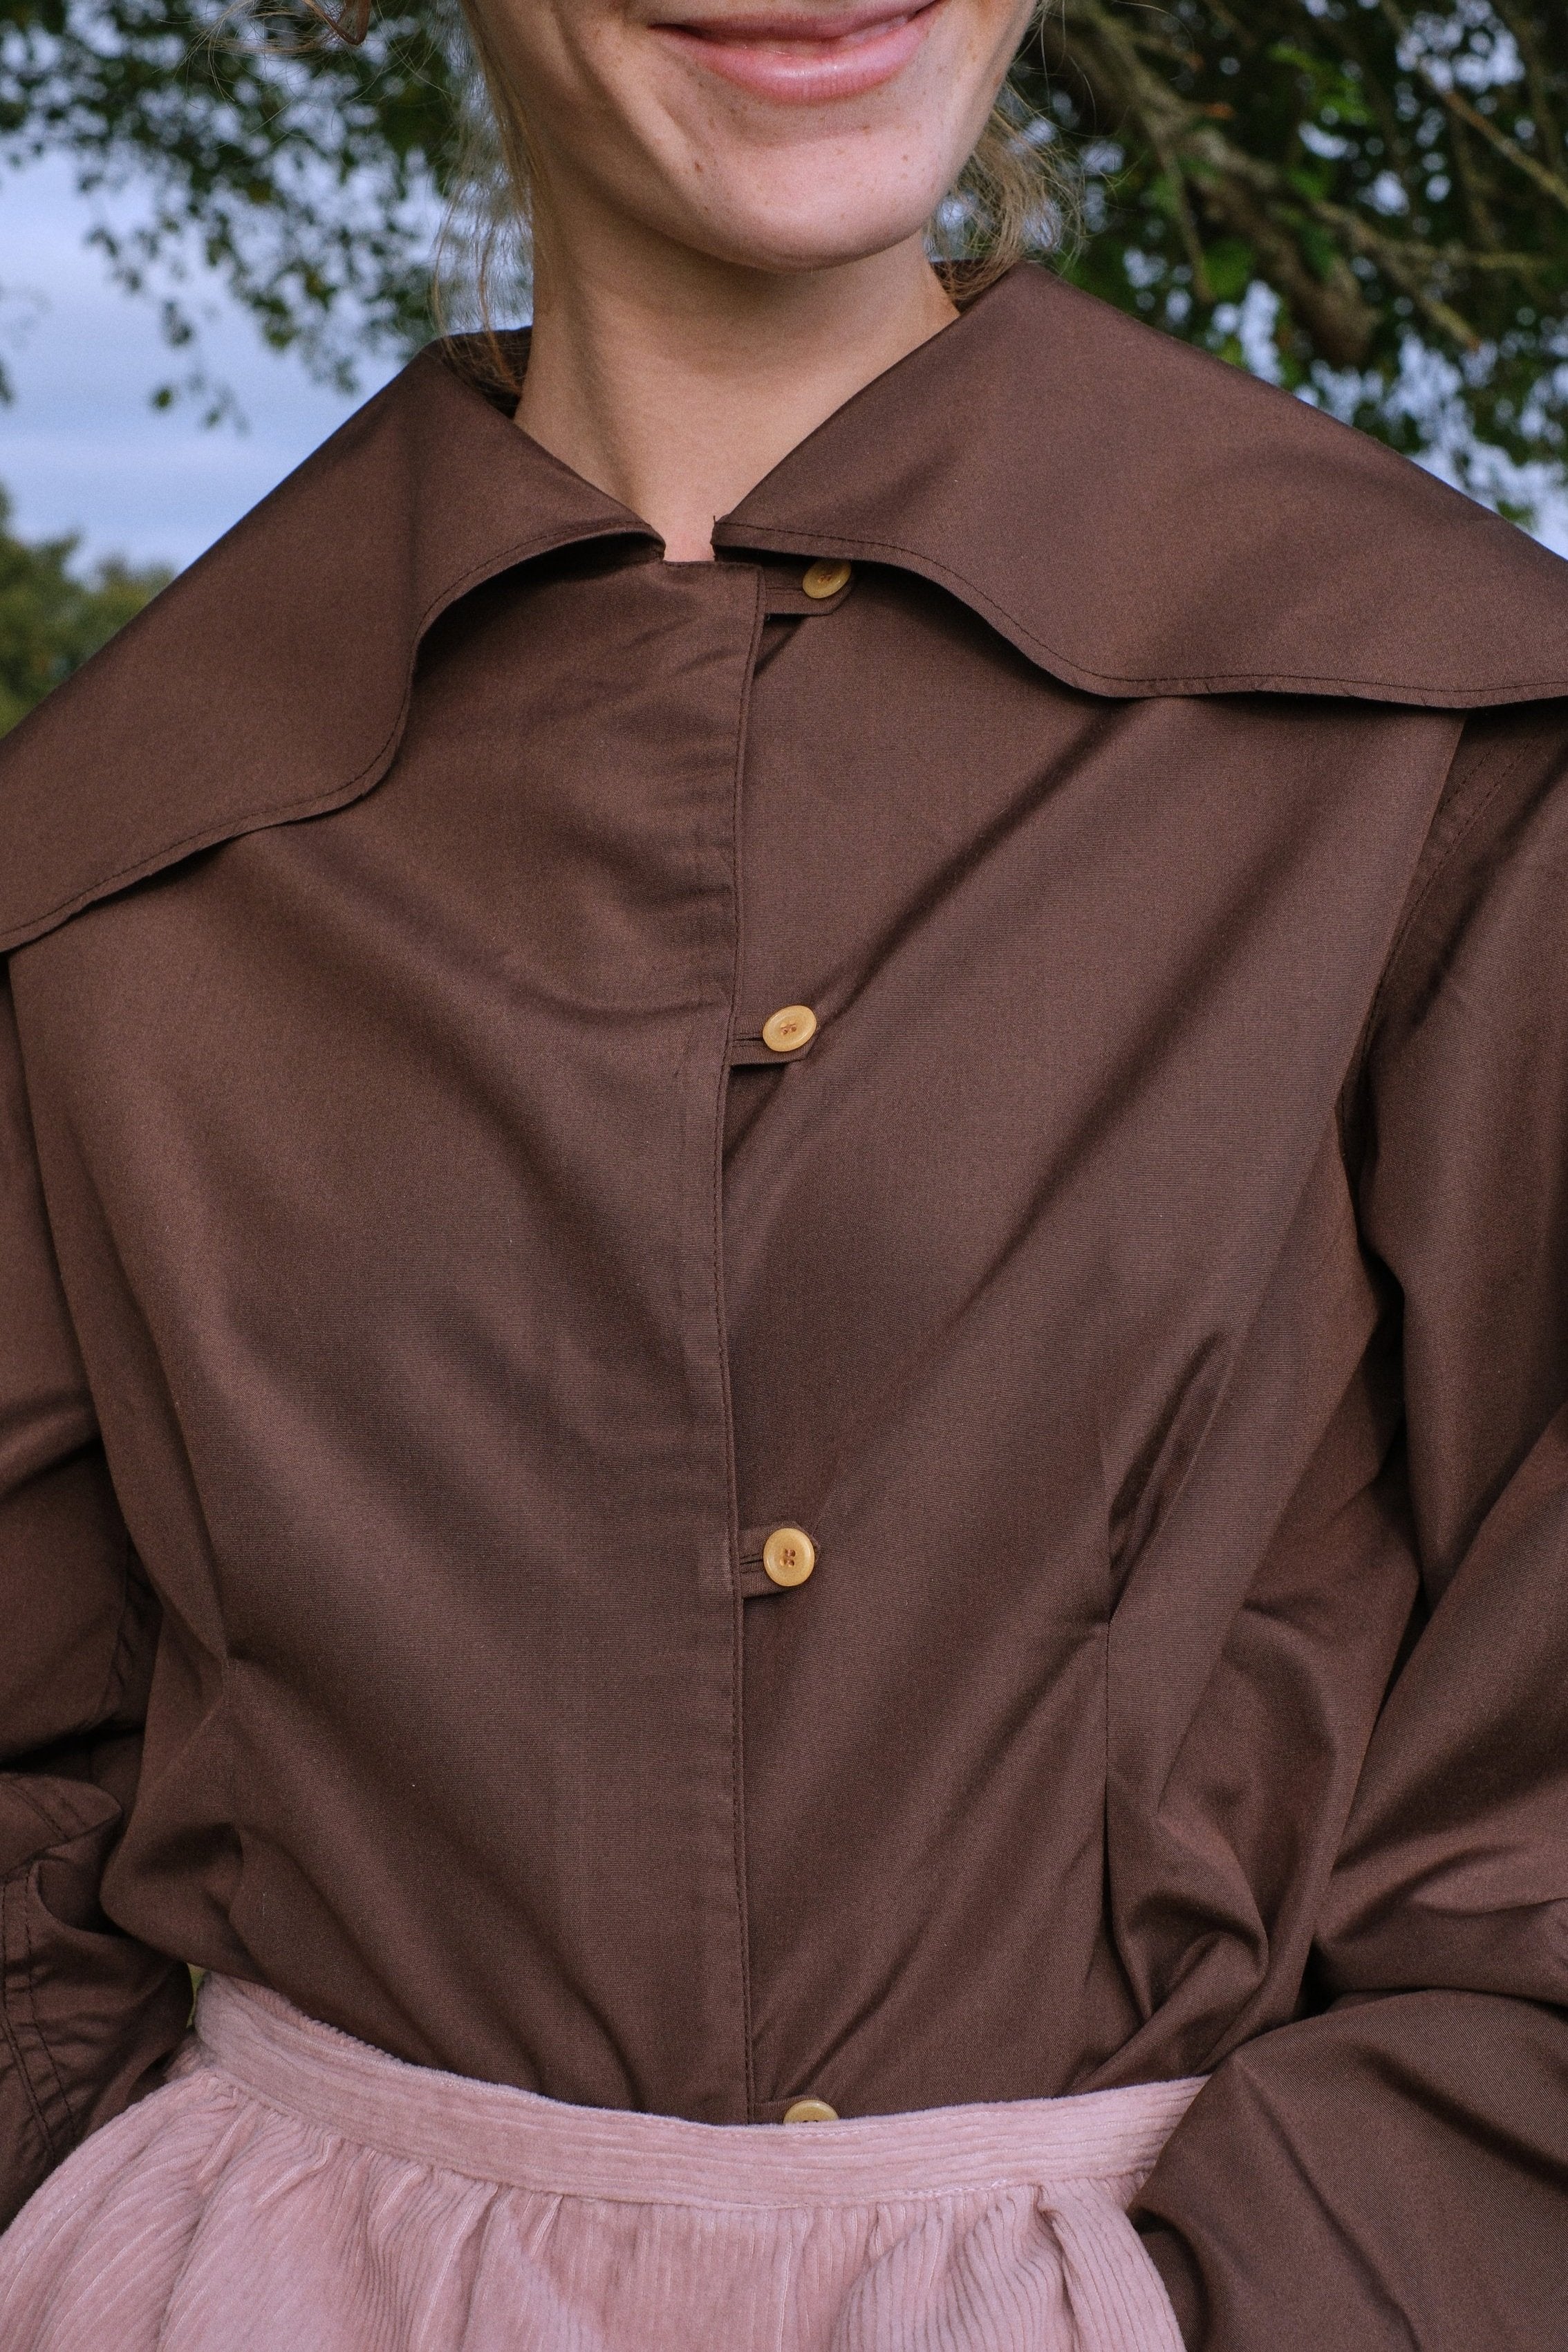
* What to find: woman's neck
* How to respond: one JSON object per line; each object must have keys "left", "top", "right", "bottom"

{"left": 514, "top": 190, "right": 957, "bottom": 561}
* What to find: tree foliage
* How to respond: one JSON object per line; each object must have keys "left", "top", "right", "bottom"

{"left": 0, "top": 0, "right": 459, "bottom": 409}
{"left": 1, "top": 0, "right": 1565, "bottom": 491}
{"left": 1027, "top": 1, "right": 1568, "bottom": 498}
{"left": 0, "top": 486, "right": 171, "bottom": 731}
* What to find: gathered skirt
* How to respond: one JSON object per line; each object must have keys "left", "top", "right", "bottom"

{"left": 0, "top": 1973, "right": 1202, "bottom": 2351}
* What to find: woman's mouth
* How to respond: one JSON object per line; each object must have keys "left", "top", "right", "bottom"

{"left": 651, "top": 2, "right": 944, "bottom": 104}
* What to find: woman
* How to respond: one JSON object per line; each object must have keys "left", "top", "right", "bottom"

{"left": 1, "top": 0, "right": 1567, "bottom": 2345}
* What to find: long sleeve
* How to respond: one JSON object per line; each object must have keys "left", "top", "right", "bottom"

{"left": 0, "top": 969, "right": 189, "bottom": 2228}
{"left": 1131, "top": 700, "right": 1568, "bottom": 2348}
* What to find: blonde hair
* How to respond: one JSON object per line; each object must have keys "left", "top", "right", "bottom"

{"left": 311, "top": 0, "right": 1067, "bottom": 366}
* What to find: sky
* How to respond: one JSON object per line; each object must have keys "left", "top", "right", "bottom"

{"left": 3, "top": 149, "right": 1567, "bottom": 574}
{"left": 1, "top": 155, "right": 401, "bottom": 571}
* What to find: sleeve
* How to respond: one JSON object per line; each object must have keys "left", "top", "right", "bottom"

{"left": 1130, "top": 701, "right": 1568, "bottom": 2349}
{"left": 0, "top": 967, "right": 190, "bottom": 2229}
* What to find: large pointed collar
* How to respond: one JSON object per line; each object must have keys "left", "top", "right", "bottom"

{"left": 0, "top": 344, "right": 651, "bottom": 953}
{"left": 3, "top": 262, "right": 1567, "bottom": 953}
{"left": 716, "top": 262, "right": 1568, "bottom": 704}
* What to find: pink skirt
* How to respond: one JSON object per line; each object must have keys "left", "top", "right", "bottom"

{"left": 0, "top": 1975, "right": 1202, "bottom": 2351}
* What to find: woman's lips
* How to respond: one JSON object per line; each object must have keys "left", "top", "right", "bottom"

{"left": 652, "top": 2, "right": 942, "bottom": 103}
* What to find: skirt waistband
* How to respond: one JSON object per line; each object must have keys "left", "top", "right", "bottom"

{"left": 188, "top": 1975, "right": 1204, "bottom": 2209}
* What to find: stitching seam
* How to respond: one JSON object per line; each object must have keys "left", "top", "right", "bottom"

{"left": 719, "top": 569, "right": 766, "bottom": 2122}
{"left": 87, "top": 1523, "right": 138, "bottom": 1728}
{"left": 718, "top": 522, "right": 1568, "bottom": 696}
{"left": 19, "top": 1871, "right": 75, "bottom": 2141}
{"left": 7, "top": 521, "right": 640, "bottom": 945}
{"left": 1363, "top": 725, "right": 1542, "bottom": 1051}
{"left": 0, "top": 1877, "right": 55, "bottom": 2159}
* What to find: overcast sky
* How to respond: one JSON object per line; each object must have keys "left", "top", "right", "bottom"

{"left": 1, "top": 156, "right": 399, "bottom": 570}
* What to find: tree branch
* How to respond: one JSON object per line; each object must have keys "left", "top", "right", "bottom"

{"left": 1375, "top": 0, "right": 1568, "bottom": 216}
{"left": 1308, "top": 200, "right": 1482, "bottom": 348}
{"left": 1056, "top": 0, "right": 1381, "bottom": 363}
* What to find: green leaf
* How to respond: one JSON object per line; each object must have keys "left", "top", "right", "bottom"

{"left": 0, "top": 485, "right": 173, "bottom": 735}
{"left": 1203, "top": 239, "right": 1256, "bottom": 302}
{"left": 1297, "top": 221, "right": 1345, "bottom": 286}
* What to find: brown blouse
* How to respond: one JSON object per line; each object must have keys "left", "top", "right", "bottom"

{"left": 3, "top": 263, "right": 1568, "bottom": 2346}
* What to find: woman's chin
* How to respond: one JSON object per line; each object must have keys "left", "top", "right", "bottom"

{"left": 689, "top": 216, "right": 934, "bottom": 276}
{"left": 657, "top": 165, "right": 951, "bottom": 277}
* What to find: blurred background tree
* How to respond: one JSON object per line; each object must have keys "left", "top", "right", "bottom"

{"left": 0, "top": 0, "right": 1565, "bottom": 484}
{"left": 0, "top": 485, "right": 170, "bottom": 728}
{"left": 0, "top": 0, "right": 457, "bottom": 418}
{"left": 1028, "top": 1, "right": 1568, "bottom": 507}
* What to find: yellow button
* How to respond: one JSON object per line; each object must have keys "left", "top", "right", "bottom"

{"left": 802, "top": 559, "right": 852, "bottom": 600}
{"left": 783, "top": 2096, "right": 839, "bottom": 2123}
{"left": 760, "top": 1004, "right": 817, "bottom": 1054}
{"left": 762, "top": 1527, "right": 816, "bottom": 1588}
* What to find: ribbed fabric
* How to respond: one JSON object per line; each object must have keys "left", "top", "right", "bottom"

{"left": 0, "top": 1975, "right": 1202, "bottom": 2349}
